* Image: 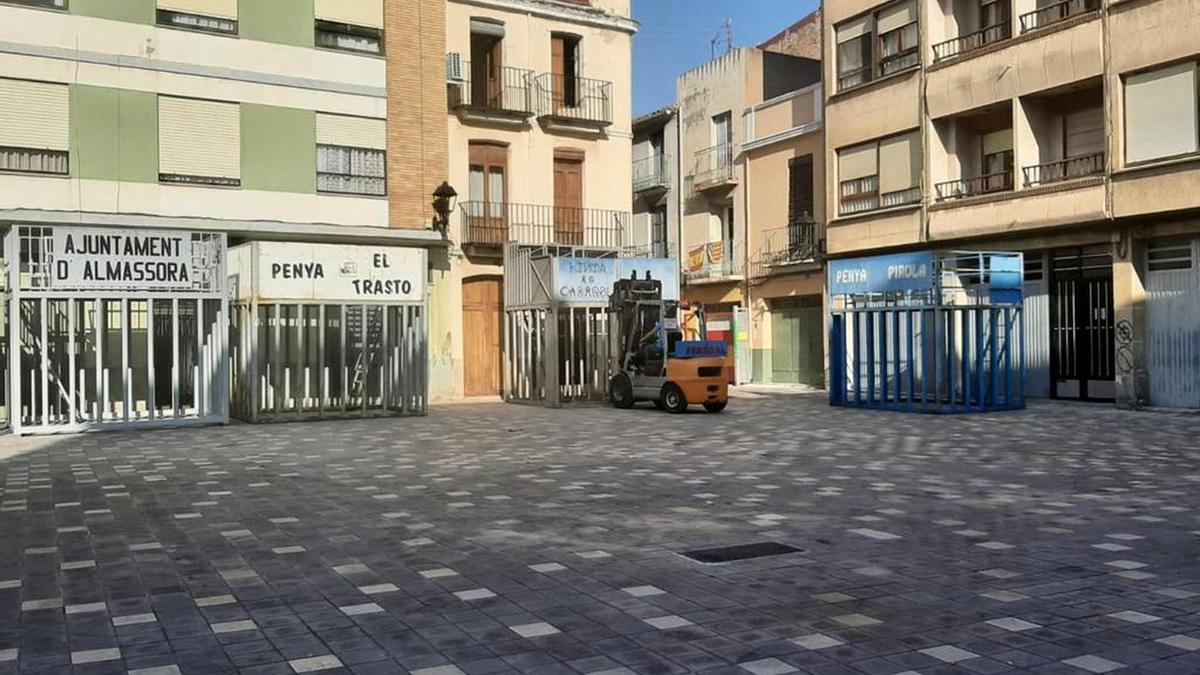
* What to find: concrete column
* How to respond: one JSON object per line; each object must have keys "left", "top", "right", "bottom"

{"left": 1112, "top": 231, "right": 1148, "bottom": 408}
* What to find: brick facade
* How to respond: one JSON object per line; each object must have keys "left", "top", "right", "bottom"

{"left": 758, "top": 10, "right": 822, "bottom": 60}
{"left": 386, "top": 0, "right": 448, "bottom": 230}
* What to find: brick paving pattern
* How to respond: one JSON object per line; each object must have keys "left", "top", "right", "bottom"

{"left": 2, "top": 395, "right": 1200, "bottom": 674}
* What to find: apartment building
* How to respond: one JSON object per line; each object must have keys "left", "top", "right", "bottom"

{"left": 676, "top": 24, "right": 822, "bottom": 384}
{"left": 441, "top": 0, "right": 637, "bottom": 398}
{"left": 0, "top": 0, "right": 447, "bottom": 432}
{"left": 824, "top": 0, "right": 1200, "bottom": 408}
{"left": 632, "top": 106, "right": 679, "bottom": 260}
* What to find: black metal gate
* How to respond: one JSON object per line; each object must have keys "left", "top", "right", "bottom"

{"left": 1050, "top": 247, "right": 1115, "bottom": 401}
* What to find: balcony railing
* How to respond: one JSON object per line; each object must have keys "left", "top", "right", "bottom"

{"left": 753, "top": 220, "right": 823, "bottom": 276}
{"left": 1022, "top": 152, "right": 1105, "bottom": 187}
{"left": 693, "top": 143, "right": 734, "bottom": 190}
{"left": 459, "top": 201, "right": 628, "bottom": 250}
{"left": 632, "top": 153, "right": 668, "bottom": 193}
{"left": 447, "top": 57, "right": 535, "bottom": 116}
{"left": 532, "top": 73, "right": 612, "bottom": 127}
{"left": 935, "top": 170, "right": 1014, "bottom": 201}
{"left": 684, "top": 239, "right": 743, "bottom": 282}
{"left": 1020, "top": 0, "right": 1099, "bottom": 32}
{"left": 932, "top": 22, "right": 1012, "bottom": 61}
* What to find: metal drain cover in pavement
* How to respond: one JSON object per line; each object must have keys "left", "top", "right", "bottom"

{"left": 680, "top": 541, "right": 801, "bottom": 564}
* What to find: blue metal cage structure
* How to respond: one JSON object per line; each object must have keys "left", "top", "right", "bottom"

{"left": 828, "top": 251, "right": 1025, "bottom": 413}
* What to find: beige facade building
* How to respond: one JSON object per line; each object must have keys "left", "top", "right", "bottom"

{"left": 824, "top": 0, "right": 1200, "bottom": 408}
{"left": 675, "top": 15, "right": 825, "bottom": 385}
{"left": 436, "top": 0, "right": 637, "bottom": 399}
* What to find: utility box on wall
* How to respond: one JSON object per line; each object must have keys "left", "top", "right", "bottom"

{"left": 227, "top": 241, "right": 428, "bottom": 422}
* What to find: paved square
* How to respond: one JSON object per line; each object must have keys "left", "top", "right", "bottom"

{"left": 3, "top": 396, "right": 1200, "bottom": 674}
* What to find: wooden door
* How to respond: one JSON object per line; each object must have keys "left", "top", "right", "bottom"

{"left": 553, "top": 156, "right": 583, "bottom": 245}
{"left": 463, "top": 278, "right": 502, "bottom": 396}
{"left": 550, "top": 34, "right": 578, "bottom": 108}
{"left": 468, "top": 143, "right": 507, "bottom": 245}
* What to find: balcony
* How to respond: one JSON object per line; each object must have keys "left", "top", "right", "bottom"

{"left": 935, "top": 171, "right": 1014, "bottom": 201}
{"left": 1023, "top": 152, "right": 1105, "bottom": 187}
{"left": 751, "top": 220, "right": 824, "bottom": 277}
{"left": 1020, "top": 0, "right": 1100, "bottom": 33}
{"left": 632, "top": 153, "right": 668, "bottom": 194}
{"left": 683, "top": 240, "right": 744, "bottom": 284}
{"left": 743, "top": 85, "right": 821, "bottom": 151}
{"left": 692, "top": 143, "right": 735, "bottom": 192}
{"left": 532, "top": 73, "right": 612, "bottom": 131}
{"left": 458, "top": 202, "right": 628, "bottom": 255}
{"left": 932, "top": 22, "right": 1011, "bottom": 62}
{"left": 446, "top": 55, "right": 535, "bottom": 121}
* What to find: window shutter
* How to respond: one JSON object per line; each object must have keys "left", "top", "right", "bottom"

{"left": 836, "top": 15, "right": 872, "bottom": 42}
{"left": 1125, "top": 63, "right": 1198, "bottom": 164}
{"left": 1064, "top": 107, "right": 1104, "bottom": 158}
{"left": 315, "top": 0, "right": 383, "bottom": 29}
{"left": 159, "top": 96, "right": 241, "bottom": 180}
{"left": 982, "top": 129, "right": 1013, "bottom": 155}
{"left": 316, "top": 114, "right": 385, "bottom": 150}
{"left": 0, "top": 78, "right": 68, "bottom": 151}
{"left": 157, "top": 0, "right": 238, "bottom": 19}
{"left": 839, "top": 142, "right": 878, "bottom": 181}
{"left": 879, "top": 132, "right": 920, "bottom": 193}
{"left": 470, "top": 18, "right": 505, "bottom": 37}
{"left": 877, "top": 0, "right": 915, "bottom": 34}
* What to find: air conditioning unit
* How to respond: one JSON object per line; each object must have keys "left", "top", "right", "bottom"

{"left": 446, "top": 53, "right": 466, "bottom": 83}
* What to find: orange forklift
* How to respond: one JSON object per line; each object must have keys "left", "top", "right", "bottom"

{"left": 607, "top": 274, "right": 729, "bottom": 413}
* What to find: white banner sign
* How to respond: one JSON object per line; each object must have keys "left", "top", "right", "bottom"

{"left": 255, "top": 242, "right": 426, "bottom": 302}
{"left": 51, "top": 227, "right": 200, "bottom": 291}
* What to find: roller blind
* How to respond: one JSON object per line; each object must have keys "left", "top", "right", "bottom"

{"left": 316, "top": 113, "right": 386, "bottom": 150}
{"left": 879, "top": 132, "right": 920, "bottom": 193}
{"left": 470, "top": 18, "right": 505, "bottom": 37}
{"left": 0, "top": 78, "right": 69, "bottom": 151}
{"left": 839, "top": 142, "right": 878, "bottom": 181}
{"left": 159, "top": 96, "right": 241, "bottom": 179}
{"left": 1065, "top": 107, "right": 1104, "bottom": 158}
{"left": 315, "top": 0, "right": 383, "bottom": 29}
{"left": 157, "top": 0, "right": 238, "bottom": 19}
{"left": 837, "top": 15, "right": 872, "bottom": 42}
{"left": 877, "top": 0, "right": 916, "bottom": 34}
{"left": 1125, "top": 62, "right": 1198, "bottom": 163}
{"left": 982, "top": 129, "right": 1013, "bottom": 155}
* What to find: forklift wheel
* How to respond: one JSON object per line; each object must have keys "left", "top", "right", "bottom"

{"left": 609, "top": 373, "right": 635, "bottom": 409}
{"left": 661, "top": 384, "right": 689, "bottom": 414}
{"left": 703, "top": 401, "right": 728, "bottom": 413}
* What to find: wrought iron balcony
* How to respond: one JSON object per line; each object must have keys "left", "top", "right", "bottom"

{"left": 692, "top": 143, "right": 735, "bottom": 191}
{"left": 532, "top": 73, "right": 612, "bottom": 128}
{"left": 1020, "top": 0, "right": 1099, "bottom": 32}
{"left": 752, "top": 220, "right": 824, "bottom": 277}
{"left": 446, "top": 55, "right": 535, "bottom": 117}
{"left": 632, "top": 153, "right": 669, "bottom": 193}
{"left": 932, "top": 22, "right": 1011, "bottom": 62}
{"left": 459, "top": 201, "right": 628, "bottom": 251}
{"left": 1022, "top": 152, "right": 1105, "bottom": 187}
{"left": 935, "top": 170, "right": 1014, "bottom": 201}
{"left": 683, "top": 239, "right": 743, "bottom": 283}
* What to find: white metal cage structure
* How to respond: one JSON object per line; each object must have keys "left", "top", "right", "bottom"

{"left": 227, "top": 242, "right": 428, "bottom": 422}
{"left": 4, "top": 225, "right": 229, "bottom": 435}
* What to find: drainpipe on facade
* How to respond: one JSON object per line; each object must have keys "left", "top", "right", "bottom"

{"left": 740, "top": 147, "right": 752, "bottom": 387}
{"left": 675, "top": 114, "right": 685, "bottom": 263}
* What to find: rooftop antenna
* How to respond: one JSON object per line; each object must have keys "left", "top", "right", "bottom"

{"left": 710, "top": 18, "right": 733, "bottom": 59}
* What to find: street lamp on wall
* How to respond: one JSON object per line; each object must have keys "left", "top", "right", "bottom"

{"left": 431, "top": 181, "right": 458, "bottom": 239}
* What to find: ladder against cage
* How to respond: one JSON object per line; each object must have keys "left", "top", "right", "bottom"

{"left": 827, "top": 250, "right": 1026, "bottom": 413}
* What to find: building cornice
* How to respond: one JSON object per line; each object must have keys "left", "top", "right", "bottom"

{"left": 449, "top": 0, "right": 639, "bottom": 34}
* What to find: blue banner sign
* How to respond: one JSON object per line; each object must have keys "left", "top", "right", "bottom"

{"left": 673, "top": 340, "right": 727, "bottom": 359}
{"left": 552, "top": 257, "right": 681, "bottom": 303}
{"left": 828, "top": 251, "right": 937, "bottom": 296}
{"left": 987, "top": 253, "right": 1023, "bottom": 304}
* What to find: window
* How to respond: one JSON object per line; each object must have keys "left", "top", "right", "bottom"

{"left": 838, "top": 131, "right": 922, "bottom": 215}
{"left": 158, "top": 96, "right": 240, "bottom": 186}
{"left": 551, "top": 33, "right": 581, "bottom": 108}
{"left": 1125, "top": 62, "right": 1199, "bottom": 164}
{"left": 651, "top": 206, "right": 668, "bottom": 258}
{"left": 470, "top": 19, "right": 504, "bottom": 108}
{"left": 981, "top": 129, "right": 1014, "bottom": 192}
{"left": 788, "top": 155, "right": 815, "bottom": 223}
{"left": 315, "top": 113, "right": 386, "bottom": 196}
{"left": 0, "top": 78, "right": 69, "bottom": 176}
{"left": 315, "top": 0, "right": 384, "bottom": 54}
{"left": 468, "top": 142, "right": 507, "bottom": 227}
{"left": 1147, "top": 239, "right": 1194, "bottom": 272}
{"left": 156, "top": 0, "right": 237, "bottom": 34}
{"left": 3, "top": 0, "right": 65, "bottom": 8}
{"left": 836, "top": 1, "right": 920, "bottom": 92}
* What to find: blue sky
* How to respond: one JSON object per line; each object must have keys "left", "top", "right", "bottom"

{"left": 632, "top": 0, "right": 820, "bottom": 117}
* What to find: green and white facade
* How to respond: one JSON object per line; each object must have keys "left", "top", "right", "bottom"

{"left": 0, "top": 0, "right": 443, "bottom": 433}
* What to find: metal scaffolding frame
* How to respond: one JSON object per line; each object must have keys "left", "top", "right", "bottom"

{"left": 4, "top": 225, "right": 229, "bottom": 435}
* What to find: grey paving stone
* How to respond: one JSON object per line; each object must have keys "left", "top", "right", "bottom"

{"left": 1062, "top": 654, "right": 1125, "bottom": 673}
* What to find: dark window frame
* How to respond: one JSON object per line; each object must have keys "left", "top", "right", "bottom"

{"left": 0, "top": 145, "right": 69, "bottom": 177}
{"left": 315, "top": 19, "right": 385, "bottom": 56}
{"left": 156, "top": 8, "right": 238, "bottom": 36}
{"left": 2, "top": 0, "right": 66, "bottom": 9}
{"left": 316, "top": 143, "right": 387, "bottom": 197}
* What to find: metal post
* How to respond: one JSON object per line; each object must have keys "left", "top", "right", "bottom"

{"left": 96, "top": 298, "right": 105, "bottom": 422}
{"left": 318, "top": 304, "right": 326, "bottom": 417}
{"left": 39, "top": 298, "right": 48, "bottom": 428}
{"left": 68, "top": 299, "right": 76, "bottom": 425}
{"left": 171, "top": 297, "right": 179, "bottom": 418}
{"left": 339, "top": 304, "right": 347, "bottom": 415}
